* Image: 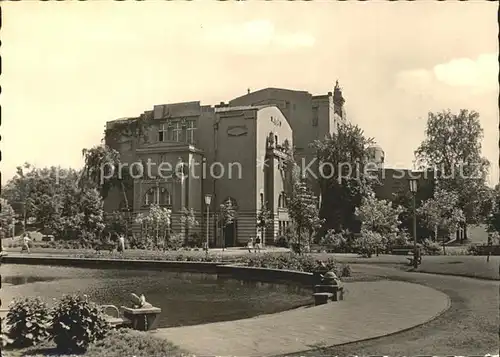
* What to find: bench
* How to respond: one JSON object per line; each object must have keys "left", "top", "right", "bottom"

{"left": 391, "top": 248, "right": 414, "bottom": 255}
{"left": 101, "top": 305, "right": 131, "bottom": 328}
{"left": 95, "top": 243, "right": 116, "bottom": 253}
{"left": 313, "top": 293, "right": 333, "bottom": 306}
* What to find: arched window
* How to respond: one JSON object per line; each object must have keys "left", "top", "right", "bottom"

{"left": 158, "top": 187, "right": 172, "bottom": 206}
{"left": 279, "top": 192, "right": 287, "bottom": 208}
{"left": 144, "top": 188, "right": 157, "bottom": 206}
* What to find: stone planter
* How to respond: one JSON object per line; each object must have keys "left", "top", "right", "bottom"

{"left": 121, "top": 306, "right": 162, "bottom": 331}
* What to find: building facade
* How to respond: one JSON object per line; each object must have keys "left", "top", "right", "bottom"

{"left": 104, "top": 84, "right": 346, "bottom": 246}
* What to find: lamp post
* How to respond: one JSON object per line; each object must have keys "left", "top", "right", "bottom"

{"left": 409, "top": 178, "right": 418, "bottom": 269}
{"left": 204, "top": 194, "right": 212, "bottom": 254}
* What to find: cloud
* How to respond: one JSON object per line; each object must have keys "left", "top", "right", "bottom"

{"left": 395, "top": 53, "right": 498, "bottom": 95}
{"left": 203, "top": 20, "right": 315, "bottom": 53}
{"left": 433, "top": 54, "right": 498, "bottom": 93}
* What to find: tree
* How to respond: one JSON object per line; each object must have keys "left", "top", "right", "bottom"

{"left": 81, "top": 144, "right": 135, "bottom": 237}
{"left": 417, "top": 187, "right": 465, "bottom": 253}
{"left": 256, "top": 202, "right": 272, "bottom": 244}
{"left": 486, "top": 185, "right": 500, "bottom": 234}
{"left": 1, "top": 164, "right": 104, "bottom": 242}
{"left": 103, "top": 211, "right": 128, "bottom": 237}
{"left": 180, "top": 207, "right": 200, "bottom": 246}
{"left": 0, "top": 198, "right": 15, "bottom": 238}
{"left": 134, "top": 204, "right": 171, "bottom": 249}
{"left": 391, "top": 177, "right": 435, "bottom": 241}
{"left": 355, "top": 194, "right": 404, "bottom": 252}
{"left": 219, "top": 198, "right": 237, "bottom": 250}
{"left": 1, "top": 163, "right": 39, "bottom": 232}
{"left": 288, "top": 179, "right": 323, "bottom": 253}
{"left": 312, "top": 122, "right": 377, "bottom": 233}
{"left": 415, "top": 109, "right": 490, "bottom": 242}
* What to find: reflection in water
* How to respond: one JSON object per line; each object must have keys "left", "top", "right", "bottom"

{"left": 2, "top": 276, "right": 57, "bottom": 286}
{"left": 1, "top": 264, "right": 312, "bottom": 328}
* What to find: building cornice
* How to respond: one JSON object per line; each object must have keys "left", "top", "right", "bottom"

{"left": 136, "top": 144, "right": 204, "bottom": 155}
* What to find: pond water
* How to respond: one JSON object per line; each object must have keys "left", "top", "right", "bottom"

{"left": 0, "top": 264, "right": 312, "bottom": 328}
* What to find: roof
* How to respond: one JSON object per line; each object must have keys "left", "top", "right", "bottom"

{"left": 230, "top": 87, "right": 310, "bottom": 102}
{"left": 215, "top": 105, "right": 270, "bottom": 113}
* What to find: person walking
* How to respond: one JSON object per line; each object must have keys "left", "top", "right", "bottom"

{"left": 118, "top": 234, "right": 125, "bottom": 253}
{"left": 487, "top": 234, "right": 493, "bottom": 263}
{"left": 21, "top": 233, "right": 32, "bottom": 254}
{"left": 247, "top": 238, "right": 254, "bottom": 253}
{"left": 254, "top": 235, "right": 261, "bottom": 253}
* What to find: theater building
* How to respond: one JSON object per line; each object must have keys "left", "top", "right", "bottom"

{"left": 104, "top": 83, "right": 347, "bottom": 247}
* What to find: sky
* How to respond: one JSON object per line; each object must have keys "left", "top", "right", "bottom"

{"left": 1, "top": 1, "right": 499, "bottom": 186}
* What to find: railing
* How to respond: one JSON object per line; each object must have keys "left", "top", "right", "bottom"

{"left": 100, "top": 304, "right": 121, "bottom": 318}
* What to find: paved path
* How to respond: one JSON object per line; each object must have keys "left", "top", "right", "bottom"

{"left": 151, "top": 280, "right": 450, "bottom": 357}
{"left": 285, "top": 264, "right": 500, "bottom": 356}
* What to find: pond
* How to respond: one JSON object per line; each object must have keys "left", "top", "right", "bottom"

{"left": 0, "top": 264, "right": 312, "bottom": 328}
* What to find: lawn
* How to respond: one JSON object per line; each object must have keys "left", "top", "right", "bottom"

{"left": 310, "top": 253, "right": 500, "bottom": 280}
{"left": 415, "top": 255, "right": 500, "bottom": 280}
{"left": 3, "top": 328, "right": 189, "bottom": 357}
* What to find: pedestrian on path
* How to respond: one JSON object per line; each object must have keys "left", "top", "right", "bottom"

{"left": 21, "top": 233, "right": 31, "bottom": 254}
{"left": 486, "top": 234, "right": 493, "bottom": 262}
{"left": 254, "top": 235, "right": 261, "bottom": 253}
{"left": 118, "top": 234, "right": 125, "bottom": 253}
{"left": 247, "top": 238, "right": 254, "bottom": 253}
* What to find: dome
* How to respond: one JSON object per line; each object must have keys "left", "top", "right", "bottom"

{"left": 366, "top": 145, "right": 385, "bottom": 167}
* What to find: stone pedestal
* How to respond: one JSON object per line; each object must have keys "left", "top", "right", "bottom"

{"left": 121, "top": 306, "right": 162, "bottom": 331}
{"left": 314, "top": 284, "right": 344, "bottom": 301}
{"left": 313, "top": 292, "right": 332, "bottom": 306}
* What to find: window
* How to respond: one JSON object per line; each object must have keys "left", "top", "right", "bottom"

{"left": 158, "top": 124, "right": 168, "bottom": 142}
{"left": 172, "top": 122, "right": 182, "bottom": 142}
{"left": 159, "top": 187, "right": 172, "bottom": 206}
{"left": 186, "top": 120, "right": 196, "bottom": 144}
{"left": 144, "top": 188, "right": 157, "bottom": 206}
{"left": 260, "top": 193, "right": 264, "bottom": 208}
{"left": 278, "top": 221, "right": 283, "bottom": 236}
{"left": 278, "top": 192, "right": 286, "bottom": 208}
{"left": 274, "top": 135, "right": 278, "bottom": 146}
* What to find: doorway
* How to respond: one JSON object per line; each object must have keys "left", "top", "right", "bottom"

{"left": 223, "top": 221, "right": 236, "bottom": 247}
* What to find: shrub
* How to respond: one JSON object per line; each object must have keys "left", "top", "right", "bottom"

{"left": 1, "top": 318, "right": 13, "bottom": 348}
{"left": 340, "top": 264, "right": 352, "bottom": 277}
{"left": 50, "top": 295, "right": 110, "bottom": 353}
{"left": 185, "top": 233, "right": 203, "bottom": 248}
{"left": 467, "top": 244, "right": 479, "bottom": 256}
{"left": 422, "top": 239, "right": 442, "bottom": 255}
{"left": 320, "top": 229, "right": 350, "bottom": 253}
{"left": 275, "top": 235, "right": 289, "bottom": 248}
{"left": 354, "top": 230, "right": 383, "bottom": 257}
{"left": 290, "top": 240, "right": 310, "bottom": 254}
{"left": 84, "top": 328, "right": 187, "bottom": 357}
{"left": 6, "top": 297, "right": 51, "bottom": 348}
{"left": 242, "top": 253, "right": 338, "bottom": 274}
{"left": 166, "top": 233, "right": 184, "bottom": 250}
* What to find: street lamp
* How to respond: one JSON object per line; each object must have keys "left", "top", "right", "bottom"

{"left": 409, "top": 178, "right": 419, "bottom": 268}
{"left": 204, "top": 194, "right": 212, "bottom": 254}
